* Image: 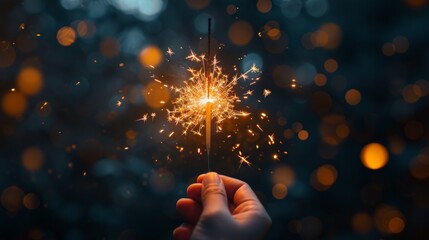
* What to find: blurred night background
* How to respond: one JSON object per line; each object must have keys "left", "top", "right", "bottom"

{"left": 1, "top": 0, "right": 429, "bottom": 239}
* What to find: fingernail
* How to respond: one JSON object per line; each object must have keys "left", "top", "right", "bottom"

{"left": 203, "top": 172, "right": 220, "bottom": 185}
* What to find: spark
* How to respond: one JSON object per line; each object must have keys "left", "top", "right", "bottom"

{"left": 151, "top": 112, "right": 156, "bottom": 120}
{"left": 268, "top": 133, "right": 275, "bottom": 145}
{"left": 186, "top": 50, "right": 201, "bottom": 62}
{"left": 168, "top": 51, "right": 259, "bottom": 135}
{"left": 232, "top": 143, "right": 240, "bottom": 151}
{"left": 245, "top": 90, "right": 254, "bottom": 96}
{"left": 40, "top": 101, "right": 48, "bottom": 110}
{"left": 263, "top": 89, "right": 271, "bottom": 98}
{"left": 291, "top": 79, "right": 297, "bottom": 88}
{"left": 116, "top": 100, "right": 122, "bottom": 107}
{"left": 137, "top": 113, "right": 148, "bottom": 122}
{"left": 248, "top": 129, "right": 254, "bottom": 136}
{"left": 250, "top": 64, "right": 260, "bottom": 73}
{"left": 237, "top": 153, "right": 251, "bottom": 168}
{"left": 166, "top": 47, "right": 175, "bottom": 56}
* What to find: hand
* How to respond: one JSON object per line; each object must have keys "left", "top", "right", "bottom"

{"left": 174, "top": 172, "right": 271, "bottom": 240}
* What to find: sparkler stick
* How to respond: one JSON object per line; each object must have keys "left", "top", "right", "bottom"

{"left": 206, "top": 18, "right": 212, "bottom": 171}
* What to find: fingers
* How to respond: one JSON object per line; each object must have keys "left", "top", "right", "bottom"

{"left": 198, "top": 174, "right": 245, "bottom": 197}
{"left": 198, "top": 173, "right": 257, "bottom": 206}
{"left": 200, "top": 172, "right": 229, "bottom": 215}
{"left": 187, "top": 183, "right": 202, "bottom": 203}
{"left": 173, "top": 223, "right": 193, "bottom": 240}
{"left": 176, "top": 198, "right": 202, "bottom": 225}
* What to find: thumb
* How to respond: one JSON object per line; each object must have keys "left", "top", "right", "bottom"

{"left": 201, "top": 172, "right": 228, "bottom": 215}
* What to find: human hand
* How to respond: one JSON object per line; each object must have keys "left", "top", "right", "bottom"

{"left": 174, "top": 172, "right": 271, "bottom": 240}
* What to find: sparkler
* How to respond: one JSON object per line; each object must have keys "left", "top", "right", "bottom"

{"left": 166, "top": 20, "right": 260, "bottom": 171}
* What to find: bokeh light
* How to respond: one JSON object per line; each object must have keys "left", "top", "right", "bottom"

{"left": 298, "top": 130, "right": 309, "bottom": 140}
{"left": 324, "top": 59, "right": 338, "bottom": 73}
{"left": 374, "top": 205, "right": 405, "bottom": 234}
{"left": 1, "top": 91, "right": 27, "bottom": 117}
{"left": 360, "top": 143, "right": 389, "bottom": 170}
{"left": 257, "top": 0, "right": 272, "bottom": 13}
{"left": 1, "top": 186, "right": 24, "bottom": 213}
{"left": 139, "top": 45, "right": 163, "bottom": 68}
{"left": 23, "top": 193, "right": 40, "bottom": 210}
{"left": 345, "top": 89, "right": 362, "bottom": 105}
{"left": 137, "top": 0, "right": 166, "bottom": 20}
{"left": 60, "top": 0, "right": 82, "bottom": 10}
{"left": 57, "top": 26, "right": 76, "bottom": 46}
{"left": 280, "top": 0, "right": 303, "bottom": 18}
{"left": 142, "top": 81, "right": 170, "bottom": 109}
{"left": 272, "top": 165, "right": 295, "bottom": 186}
{"left": 17, "top": 67, "right": 43, "bottom": 96}
{"left": 229, "top": 21, "right": 254, "bottom": 46}
{"left": 311, "top": 164, "right": 337, "bottom": 191}
{"left": 402, "top": 84, "right": 422, "bottom": 103}
{"left": 314, "top": 73, "right": 327, "bottom": 86}
{"left": 21, "top": 147, "right": 45, "bottom": 172}
{"left": 76, "top": 20, "right": 96, "bottom": 37}
{"left": 109, "top": 0, "right": 166, "bottom": 21}
{"left": 226, "top": 4, "right": 237, "bottom": 15}
{"left": 319, "top": 23, "right": 342, "bottom": 50}
{"left": 305, "top": 0, "right": 329, "bottom": 17}
{"left": 272, "top": 183, "right": 288, "bottom": 199}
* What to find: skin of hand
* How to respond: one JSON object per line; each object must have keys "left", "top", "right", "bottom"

{"left": 173, "top": 172, "right": 272, "bottom": 240}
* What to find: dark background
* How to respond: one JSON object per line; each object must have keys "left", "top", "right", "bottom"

{"left": 1, "top": 0, "right": 429, "bottom": 239}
